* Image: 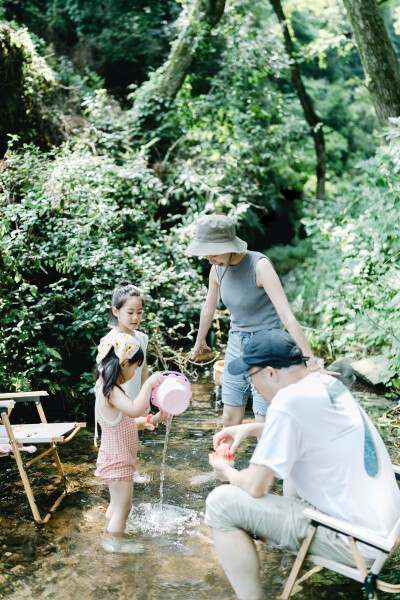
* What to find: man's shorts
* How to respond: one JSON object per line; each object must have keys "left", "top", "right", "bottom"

{"left": 222, "top": 331, "right": 268, "bottom": 416}
{"left": 205, "top": 484, "right": 360, "bottom": 567}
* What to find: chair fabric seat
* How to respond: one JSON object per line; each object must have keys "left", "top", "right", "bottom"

{"left": 0, "top": 422, "right": 78, "bottom": 444}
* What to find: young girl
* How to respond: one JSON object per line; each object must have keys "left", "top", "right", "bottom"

{"left": 98, "top": 281, "right": 149, "bottom": 408}
{"left": 94, "top": 332, "right": 166, "bottom": 553}
{"left": 98, "top": 281, "right": 159, "bottom": 455}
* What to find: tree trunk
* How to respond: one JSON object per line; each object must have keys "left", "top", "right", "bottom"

{"left": 131, "top": 0, "right": 225, "bottom": 131}
{"left": 269, "top": 0, "right": 326, "bottom": 199}
{"left": 157, "top": 0, "right": 226, "bottom": 100}
{"left": 342, "top": 0, "right": 400, "bottom": 126}
{"left": 0, "top": 24, "right": 25, "bottom": 155}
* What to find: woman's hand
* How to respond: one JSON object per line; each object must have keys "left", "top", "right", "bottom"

{"left": 319, "top": 367, "right": 341, "bottom": 376}
{"left": 191, "top": 339, "right": 211, "bottom": 360}
{"left": 306, "top": 360, "right": 340, "bottom": 377}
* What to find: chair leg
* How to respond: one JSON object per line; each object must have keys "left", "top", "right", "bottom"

{"left": 35, "top": 400, "right": 66, "bottom": 479}
{"left": 281, "top": 525, "right": 317, "bottom": 599}
{"left": 50, "top": 443, "right": 66, "bottom": 478}
{"left": 2, "top": 411, "right": 70, "bottom": 524}
{"left": 349, "top": 538, "right": 378, "bottom": 600}
{"left": 1, "top": 415, "right": 43, "bottom": 522}
{"left": 376, "top": 580, "right": 400, "bottom": 594}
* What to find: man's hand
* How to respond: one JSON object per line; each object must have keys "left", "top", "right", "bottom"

{"left": 209, "top": 453, "right": 235, "bottom": 482}
{"left": 213, "top": 422, "right": 264, "bottom": 454}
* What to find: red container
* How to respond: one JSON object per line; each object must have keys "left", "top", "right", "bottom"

{"left": 211, "top": 442, "right": 234, "bottom": 466}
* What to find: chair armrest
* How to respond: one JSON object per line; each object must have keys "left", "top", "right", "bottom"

{"left": 393, "top": 464, "right": 400, "bottom": 481}
{"left": 0, "top": 400, "right": 15, "bottom": 409}
{"left": 303, "top": 507, "right": 393, "bottom": 552}
{"left": 0, "top": 391, "right": 48, "bottom": 403}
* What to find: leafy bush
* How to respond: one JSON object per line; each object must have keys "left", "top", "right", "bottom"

{"left": 0, "top": 141, "right": 205, "bottom": 418}
{"left": 276, "top": 119, "right": 400, "bottom": 386}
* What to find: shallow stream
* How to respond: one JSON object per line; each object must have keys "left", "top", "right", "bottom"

{"left": 0, "top": 379, "right": 399, "bottom": 599}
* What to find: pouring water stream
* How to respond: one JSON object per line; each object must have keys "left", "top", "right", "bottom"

{"left": 158, "top": 417, "right": 173, "bottom": 509}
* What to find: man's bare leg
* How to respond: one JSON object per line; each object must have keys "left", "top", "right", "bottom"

{"left": 212, "top": 528, "right": 264, "bottom": 600}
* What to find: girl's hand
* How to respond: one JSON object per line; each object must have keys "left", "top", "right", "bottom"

{"left": 146, "top": 372, "right": 164, "bottom": 389}
{"left": 151, "top": 409, "right": 172, "bottom": 425}
{"left": 191, "top": 339, "right": 211, "bottom": 360}
{"left": 136, "top": 416, "right": 151, "bottom": 430}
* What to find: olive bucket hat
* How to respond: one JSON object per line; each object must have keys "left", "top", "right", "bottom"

{"left": 186, "top": 215, "right": 247, "bottom": 256}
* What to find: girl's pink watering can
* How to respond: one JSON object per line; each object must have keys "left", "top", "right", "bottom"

{"left": 151, "top": 371, "right": 192, "bottom": 415}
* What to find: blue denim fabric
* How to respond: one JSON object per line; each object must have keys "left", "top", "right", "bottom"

{"left": 221, "top": 330, "right": 268, "bottom": 416}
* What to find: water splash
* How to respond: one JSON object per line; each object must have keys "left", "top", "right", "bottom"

{"left": 127, "top": 502, "right": 201, "bottom": 535}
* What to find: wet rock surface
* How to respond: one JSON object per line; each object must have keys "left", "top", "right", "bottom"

{"left": 0, "top": 381, "right": 399, "bottom": 599}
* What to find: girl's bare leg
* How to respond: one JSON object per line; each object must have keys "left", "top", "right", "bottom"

{"left": 107, "top": 480, "right": 133, "bottom": 534}
{"left": 102, "top": 480, "right": 144, "bottom": 554}
{"left": 105, "top": 502, "right": 113, "bottom": 522}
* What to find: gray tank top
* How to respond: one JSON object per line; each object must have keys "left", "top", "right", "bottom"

{"left": 216, "top": 251, "right": 282, "bottom": 332}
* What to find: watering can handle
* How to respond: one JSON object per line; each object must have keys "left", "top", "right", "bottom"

{"left": 161, "top": 370, "right": 191, "bottom": 385}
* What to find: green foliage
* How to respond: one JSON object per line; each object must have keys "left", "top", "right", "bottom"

{"left": 130, "top": 0, "right": 315, "bottom": 245}
{"left": 0, "top": 141, "right": 205, "bottom": 417}
{"left": 1, "top": 0, "right": 180, "bottom": 96}
{"left": 287, "top": 1, "right": 379, "bottom": 175}
{"left": 0, "top": 22, "right": 63, "bottom": 152}
{"left": 2, "top": 0, "right": 400, "bottom": 409}
{"left": 276, "top": 119, "right": 400, "bottom": 383}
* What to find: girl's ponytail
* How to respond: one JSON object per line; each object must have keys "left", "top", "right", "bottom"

{"left": 101, "top": 348, "right": 121, "bottom": 398}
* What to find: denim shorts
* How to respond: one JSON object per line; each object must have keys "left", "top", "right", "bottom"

{"left": 221, "top": 330, "right": 268, "bottom": 416}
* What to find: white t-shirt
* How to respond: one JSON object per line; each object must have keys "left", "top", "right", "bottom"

{"left": 98, "top": 328, "right": 148, "bottom": 400}
{"left": 251, "top": 373, "right": 400, "bottom": 557}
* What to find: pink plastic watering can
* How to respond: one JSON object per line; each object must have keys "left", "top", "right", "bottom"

{"left": 151, "top": 371, "right": 192, "bottom": 416}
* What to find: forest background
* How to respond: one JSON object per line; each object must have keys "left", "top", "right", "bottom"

{"left": 0, "top": 0, "right": 399, "bottom": 420}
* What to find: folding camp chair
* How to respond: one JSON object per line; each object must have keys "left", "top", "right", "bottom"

{"left": 0, "top": 391, "right": 86, "bottom": 524}
{"left": 281, "top": 465, "right": 400, "bottom": 600}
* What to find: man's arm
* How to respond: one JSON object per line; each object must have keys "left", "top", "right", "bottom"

{"left": 209, "top": 458, "right": 274, "bottom": 498}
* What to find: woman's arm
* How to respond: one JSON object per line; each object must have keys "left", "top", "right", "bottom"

{"left": 191, "top": 267, "right": 220, "bottom": 360}
{"left": 256, "top": 259, "right": 320, "bottom": 371}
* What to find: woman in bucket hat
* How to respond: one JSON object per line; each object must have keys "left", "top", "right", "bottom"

{"left": 186, "top": 214, "right": 335, "bottom": 428}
